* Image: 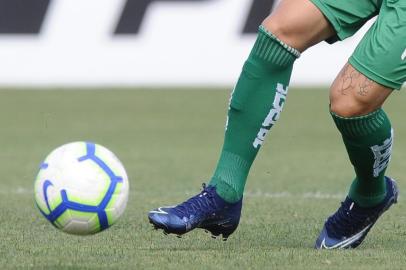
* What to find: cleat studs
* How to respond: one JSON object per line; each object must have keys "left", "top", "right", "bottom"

{"left": 176, "top": 235, "right": 182, "bottom": 238}
{"left": 204, "top": 230, "right": 209, "bottom": 233}
{"left": 222, "top": 234, "right": 230, "bottom": 241}
{"left": 211, "top": 235, "right": 217, "bottom": 239}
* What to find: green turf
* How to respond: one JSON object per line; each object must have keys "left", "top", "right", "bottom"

{"left": 0, "top": 88, "right": 405, "bottom": 269}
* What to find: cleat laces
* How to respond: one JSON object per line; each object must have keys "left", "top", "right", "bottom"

{"left": 326, "top": 198, "right": 381, "bottom": 239}
{"left": 173, "top": 184, "right": 219, "bottom": 218}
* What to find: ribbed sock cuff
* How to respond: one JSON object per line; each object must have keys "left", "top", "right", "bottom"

{"left": 250, "top": 25, "right": 300, "bottom": 67}
{"left": 331, "top": 108, "right": 389, "bottom": 138}
{"left": 209, "top": 151, "right": 251, "bottom": 203}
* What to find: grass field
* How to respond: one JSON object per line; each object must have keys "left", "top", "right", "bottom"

{"left": 0, "top": 88, "right": 405, "bottom": 269}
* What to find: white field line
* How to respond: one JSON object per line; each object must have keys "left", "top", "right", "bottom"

{"left": 0, "top": 188, "right": 341, "bottom": 199}
{"left": 2, "top": 188, "right": 401, "bottom": 201}
{"left": 0, "top": 187, "right": 34, "bottom": 194}
{"left": 185, "top": 190, "right": 348, "bottom": 200}
{"left": 244, "top": 190, "right": 346, "bottom": 199}
{"left": 189, "top": 190, "right": 402, "bottom": 200}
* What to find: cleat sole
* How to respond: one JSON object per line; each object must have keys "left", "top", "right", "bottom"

{"left": 149, "top": 217, "right": 187, "bottom": 237}
{"left": 199, "top": 223, "right": 238, "bottom": 241}
{"left": 149, "top": 215, "right": 239, "bottom": 241}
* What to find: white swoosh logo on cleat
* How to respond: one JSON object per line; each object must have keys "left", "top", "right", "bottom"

{"left": 320, "top": 224, "right": 372, "bottom": 249}
{"left": 402, "top": 48, "right": 406, "bottom": 61}
{"left": 149, "top": 207, "right": 169, "bottom": 215}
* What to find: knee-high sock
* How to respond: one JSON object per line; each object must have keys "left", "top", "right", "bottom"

{"left": 209, "top": 26, "right": 300, "bottom": 203}
{"left": 332, "top": 109, "right": 393, "bottom": 207}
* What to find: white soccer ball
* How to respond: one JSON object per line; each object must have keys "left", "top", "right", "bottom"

{"left": 34, "top": 142, "right": 129, "bottom": 235}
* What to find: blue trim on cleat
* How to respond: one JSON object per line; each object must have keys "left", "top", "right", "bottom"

{"left": 315, "top": 176, "right": 399, "bottom": 249}
{"left": 148, "top": 184, "right": 242, "bottom": 239}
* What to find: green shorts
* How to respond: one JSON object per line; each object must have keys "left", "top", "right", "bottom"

{"left": 310, "top": 0, "right": 406, "bottom": 89}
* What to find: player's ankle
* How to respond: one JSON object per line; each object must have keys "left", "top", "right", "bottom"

{"left": 209, "top": 180, "right": 241, "bottom": 204}
{"left": 348, "top": 190, "right": 387, "bottom": 208}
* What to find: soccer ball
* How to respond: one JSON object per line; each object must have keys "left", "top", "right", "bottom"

{"left": 34, "top": 142, "right": 129, "bottom": 235}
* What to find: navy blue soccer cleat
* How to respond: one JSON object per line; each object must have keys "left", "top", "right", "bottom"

{"left": 315, "top": 176, "right": 399, "bottom": 249}
{"left": 148, "top": 184, "right": 242, "bottom": 240}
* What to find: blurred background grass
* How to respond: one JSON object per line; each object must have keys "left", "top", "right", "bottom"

{"left": 0, "top": 88, "right": 404, "bottom": 269}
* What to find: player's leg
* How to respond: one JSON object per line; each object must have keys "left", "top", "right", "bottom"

{"left": 148, "top": 0, "right": 335, "bottom": 238}
{"left": 209, "top": 0, "right": 334, "bottom": 205}
{"left": 262, "top": 0, "right": 335, "bottom": 52}
{"left": 316, "top": 0, "right": 406, "bottom": 248}
{"left": 315, "top": 63, "right": 399, "bottom": 249}
{"left": 330, "top": 63, "right": 394, "bottom": 207}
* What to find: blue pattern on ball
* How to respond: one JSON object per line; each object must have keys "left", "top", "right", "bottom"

{"left": 39, "top": 142, "right": 123, "bottom": 231}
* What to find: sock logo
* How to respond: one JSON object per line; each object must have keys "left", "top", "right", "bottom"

{"left": 371, "top": 129, "right": 393, "bottom": 177}
{"left": 253, "top": 83, "right": 288, "bottom": 148}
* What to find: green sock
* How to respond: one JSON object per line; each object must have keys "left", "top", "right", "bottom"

{"left": 331, "top": 109, "right": 393, "bottom": 207}
{"left": 209, "top": 26, "right": 300, "bottom": 203}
